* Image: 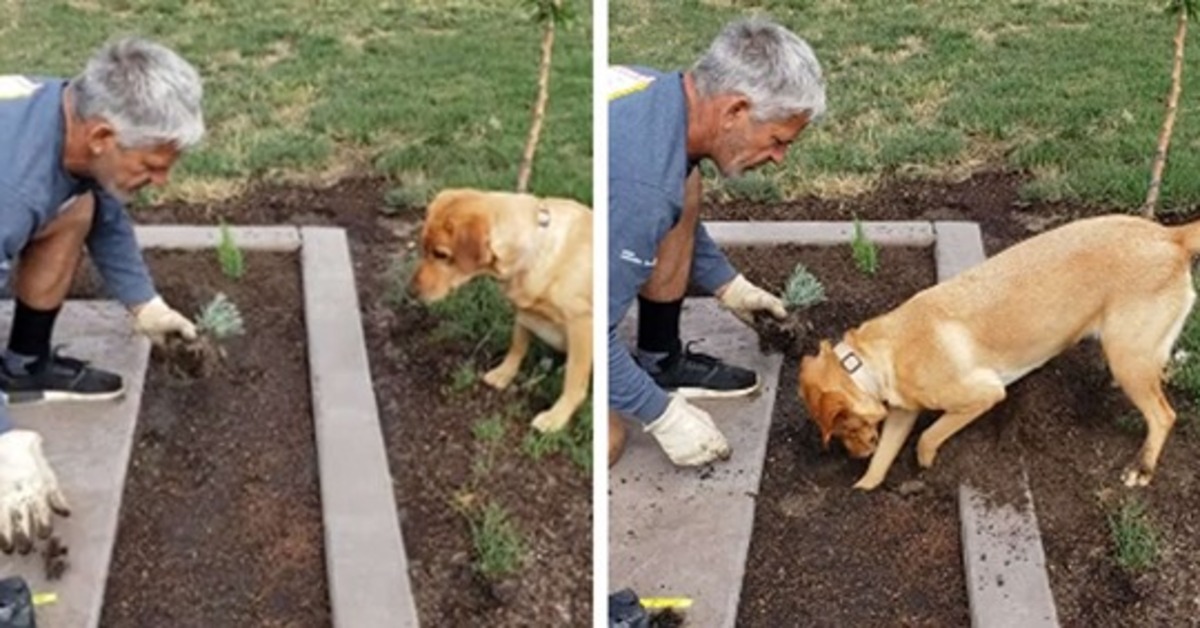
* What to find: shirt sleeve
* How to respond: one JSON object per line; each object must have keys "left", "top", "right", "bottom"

{"left": 690, "top": 223, "right": 737, "bottom": 295}
{"left": 86, "top": 189, "right": 156, "bottom": 307}
{"left": 608, "top": 179, "right": 676, "bottom": 423}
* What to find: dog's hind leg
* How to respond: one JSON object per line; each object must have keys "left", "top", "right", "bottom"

{"left": 916, "top": 372, "right": 1007, "bottom": 469}
{"left": 483, "top": 320, "right": 531, "bottom": 390}
{"left": 1102, "top": 285, "right": 1194, "bottom": 487}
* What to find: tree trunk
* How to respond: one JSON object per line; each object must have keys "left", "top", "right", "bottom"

{"left": 1144, "top": 9, "right": 1189, "bottom": 218}
{"left": 516, "top": 14, "right": 556, "bottom": 194}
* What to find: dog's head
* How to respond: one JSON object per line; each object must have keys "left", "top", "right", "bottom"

{"left": 798, "top": 339, "right": 888, "bottom": 458}
{"left": 410, "top": 189, "right": 496, "bottom": 303}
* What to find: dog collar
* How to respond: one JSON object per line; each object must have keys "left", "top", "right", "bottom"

{"left": 834, "top": 340, "right": 881, "bottom": 398}
{"left": 537, "top": 204, "right": 551, "bottom": 228}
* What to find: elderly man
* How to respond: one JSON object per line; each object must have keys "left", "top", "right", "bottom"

{"left": 609, "top": 18, "right": 826, "bottom": 467}
{"left": 0, "top": 38, "right": 203, "bottom": 553}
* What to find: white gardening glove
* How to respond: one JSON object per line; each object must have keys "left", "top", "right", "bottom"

{"left": 717, "top": 274, "right": 787, "bottom": 325}
{"left": 645, "top": 394, "right": 732, "bottom": 466}
{"left": 0, "top": 430, "right": 70, "bottom": 554}
{"left": 133, "top": 296, "right": 197, "bottom": 345}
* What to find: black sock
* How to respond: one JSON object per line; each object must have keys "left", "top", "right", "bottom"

{"left": 637, "top": 296, "right": 683, "bottom": 358}
{"left": 8, "top": 299, "right": 60, "bottom": 362}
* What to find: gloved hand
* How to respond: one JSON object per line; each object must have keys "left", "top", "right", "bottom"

{"left": 645, "top": 394, "right": 732, "bottom": 466}
{"left": 0, "top": 430, "right": 69, "bottom": 554}
{"left": 133, "top": 295, "right": 197, "bottom": 345}
{"left": 717, "top": 274, "right": 787, "bottom": 324}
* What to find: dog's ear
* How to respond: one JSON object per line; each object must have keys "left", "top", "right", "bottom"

{"left": 813, "top": 391, "right": 848, "bottom": 449}
{"left": 799, "top": 352, "right": 845, "bottom": 449}
{"left": 452, "top": 213, "right": 494, "bottom": 272}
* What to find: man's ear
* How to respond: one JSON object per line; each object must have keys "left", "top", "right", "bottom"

{"left": 452, "top": 213, "right": 494, "bottom": 272}
{"left": 720, "top": 94, "right": 752, "bottom": 129}
{"left": 85, "top": 120, "right": 117, "bottom": 156}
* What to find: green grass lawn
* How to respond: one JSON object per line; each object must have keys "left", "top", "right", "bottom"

{"left": 611, "top": 0, "right": 1200, "bottom": 212}
{"left": 0, "top": 0, "right": 592, "bottom": 204}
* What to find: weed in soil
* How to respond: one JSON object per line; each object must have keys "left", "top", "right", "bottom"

{"left": 850, "top": 218, "right": 879, "bottom": 276}
{"left": 216, "top": 222, "right": 245, "bottom": 280}
{"left": 1108, "top": 496, "right": 1160, "bottom": 572}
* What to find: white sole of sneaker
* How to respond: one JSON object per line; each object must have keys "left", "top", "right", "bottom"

{"left": 5, "top": 388, "right": 126, "bottom": 405}
{"left": 672, "top": 378, "right": 762, "bottom": 399}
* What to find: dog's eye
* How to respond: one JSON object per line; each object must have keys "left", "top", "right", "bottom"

{"left": 432, "top": 249, "right": 451, "bottom": 261}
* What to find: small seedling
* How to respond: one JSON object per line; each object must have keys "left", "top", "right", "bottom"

{"left": 195, "top": 293, "right": 245, "bottom": 339}
{"left": 783, "top": 263, "right": 826, "bottom": 309}
{"left": 851, "top": 218, "right": 879, "bottom": 276}
{"left": 384, "top": 250, "right": 421, "bottom": 308}
{"left": 449, "top": 361, "right": 478, "bottom": 393}
{"left": 470, "top": 502, "right": 526, "bottom": 578}
{"left": 216, "top": 222, "right": 245, "bottom": 280}
{"left": 1107, "top": 497, "right": 1159, "bottom": 572}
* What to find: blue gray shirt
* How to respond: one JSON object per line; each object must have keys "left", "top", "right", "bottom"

{"left": 0, "top": 75, "right": 156, "bottom": 431}
{"left": 608, "top": 66, "right": 737, "bottom": 423}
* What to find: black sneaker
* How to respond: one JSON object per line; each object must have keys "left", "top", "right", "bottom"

{"left": 650, "top": 341, "right": 760, "bottom": 398}
{"left": 0, "top": 348, "right": 125, "bottom": 404}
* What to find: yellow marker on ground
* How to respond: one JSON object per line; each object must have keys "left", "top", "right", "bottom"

{"left": 32, "top": 592, "right": 57, "bottom": 606}
{"left": 639, "top": 597, "right": 693, "bottom": 610}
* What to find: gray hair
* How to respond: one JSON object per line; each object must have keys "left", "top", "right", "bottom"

{"left": 692, "top": 17, "right": 826, "bottom": 123}
{"left": 72, "top": 37, "right": 205, "bottom": 149}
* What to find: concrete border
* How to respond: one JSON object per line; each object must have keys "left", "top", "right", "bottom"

{"left": 706, "top": 219, "right": 1059, "bottom": 628}
{"left": 134, "top": 225, "right": 418, "bottom": 627}
{"left": 135, "top": 225, "right": 302, "bottom": 251}
{"left": 301, "top": 227, "right": 418, "bottom": 628}
{"left": 706, "top": 220, "right": 935, "bottom": 246}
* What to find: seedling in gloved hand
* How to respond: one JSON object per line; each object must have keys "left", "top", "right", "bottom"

{"left": 160, "top": 293, "right": 245, "bottom": 379}
{"left": 748, "top": 263, "right": 824, "bottom": 354}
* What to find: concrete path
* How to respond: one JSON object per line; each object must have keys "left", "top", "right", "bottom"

{"left": 0, "top": 302, "right": 150, "bottom": 628}
{"left": 609, "top": 299, "right": 783, "bottom": 628}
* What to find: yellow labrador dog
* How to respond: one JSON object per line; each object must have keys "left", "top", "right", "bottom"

{"left": 410, "top": 188, "right": 592, "bottom": 433}
{"left": 800, "top": 214, "right": 1200, "bottom": 490}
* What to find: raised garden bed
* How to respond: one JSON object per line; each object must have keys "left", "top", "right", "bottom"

{"left": 726, "top": 244, "right": 970, "bottom": 626}
{"left": 92, "top": 251, "right": 329, "bottom": 626}
{"left": 131, "top": 178, "right": 593, "bottom": 625}
{"left": 709, "top": 171, "right": 1200, "bottom": 625}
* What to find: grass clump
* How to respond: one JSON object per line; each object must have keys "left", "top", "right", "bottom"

{"left": 1107, "top": 497, "right": 1160, "bottom": 572}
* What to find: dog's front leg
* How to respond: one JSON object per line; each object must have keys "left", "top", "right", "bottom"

{"left": 483, "top": 320, "right": 531, "bottom": 390}
{"left": 854, "top": 408, "right": 919, "bottom": 490}
{"left": 532, "top": 314, "right": 593, "bottom": 433}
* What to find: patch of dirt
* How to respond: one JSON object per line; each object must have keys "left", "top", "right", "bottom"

{"left": 723, "top": 170, "right": 1200, "bottom": 625}
{"left": 97, "top": 251, "right": 329, "bottom": 627}
{"left": 730, "top": 245, "right": 969, "bottom": 626}
{"left": 129, "top": 177, "right": 592, "bottom": 625}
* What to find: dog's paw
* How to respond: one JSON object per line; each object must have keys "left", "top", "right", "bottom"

{"left": 531, "top": 409, "right": 571, "bottom": 433}
{"left": 482, "top": 365, "right": 518, "bottom": 390}
{"left": 852, "top": 475, "right": 884, "bottom": 491}
{"left": 916, "top": 441, "right": 938, "bottom": 469}
{"left": 1121, "top": 466, "right": 1153, "bottom": 487}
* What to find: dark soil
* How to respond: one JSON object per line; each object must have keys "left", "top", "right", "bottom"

{"left": 129, "top": 177, "right": 592, "bottom": 625}
{"left": 728, "top": 245, "right": 969, "bottom": 626}
{"left": 96, "top": 251, "right": 329, "bottom": 627}
{"left": 721, "top": 170, "right": 1200, "bottom": 626}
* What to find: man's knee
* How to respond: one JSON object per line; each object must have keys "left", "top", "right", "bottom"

{"left": 38, "top": 193, "right": 96, "bottom": 240}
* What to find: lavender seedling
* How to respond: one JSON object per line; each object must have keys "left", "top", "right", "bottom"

{"left": 783, "top": 263, "right": 826, "bottom": 310}
{"left": 195, "top": 293, "right": 245, "bottom": 339}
